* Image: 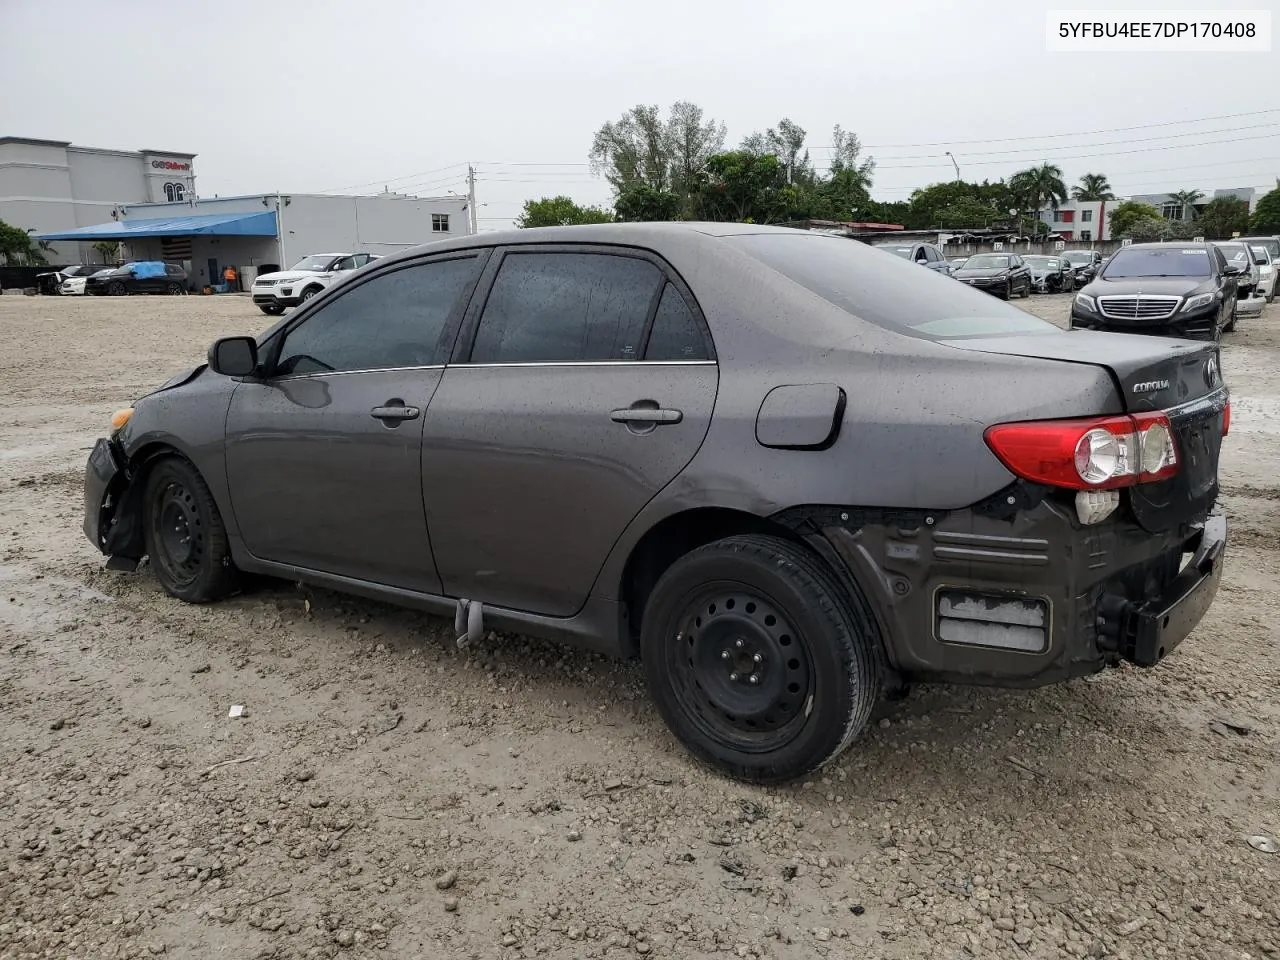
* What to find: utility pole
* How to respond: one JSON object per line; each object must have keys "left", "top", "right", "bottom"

{"left": 945, "top": 151, "right": 960, "bottom": 182}
{"left": 466, "top": 164, "right": 478, "bottom": 234}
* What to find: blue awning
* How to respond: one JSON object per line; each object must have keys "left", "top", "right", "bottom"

{"left": 35, "top": 211, "right": 278, "bottom": 241}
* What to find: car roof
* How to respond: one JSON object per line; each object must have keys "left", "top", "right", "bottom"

{"left": 372, "top": 221, "right": 827, "bottom": 267}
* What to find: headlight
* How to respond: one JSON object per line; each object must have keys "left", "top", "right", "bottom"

{"left": 1182, "top": 292, "right": 1214, "bottom": 312}
{"left": 1075, "top": 293, "right": 1096, "bottom": 311}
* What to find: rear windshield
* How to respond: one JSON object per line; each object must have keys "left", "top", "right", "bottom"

{"left": 726, "top": 233, "right": 1056, "bottom": 340}
{"left": 1102, "top": 247, "right": 1212, "bottom": 279}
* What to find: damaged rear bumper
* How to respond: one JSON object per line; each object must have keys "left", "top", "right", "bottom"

{"left": 783, "top": 493, "right": 1227, "bottom": 687}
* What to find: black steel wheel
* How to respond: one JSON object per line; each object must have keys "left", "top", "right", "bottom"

{"left": 641, "top": 534, "right": 882, "bottom": 783}
{"left": 143, "top": 457, "right": 238, "bottom": 603}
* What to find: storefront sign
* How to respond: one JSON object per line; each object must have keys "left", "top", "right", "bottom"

{"left": 151, "top": 159, "right": 191, "bottom": 171}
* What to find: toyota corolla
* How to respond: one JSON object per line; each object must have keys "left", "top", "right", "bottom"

{"left": 82, "top": 223, "right": 1229, "bottom": 783}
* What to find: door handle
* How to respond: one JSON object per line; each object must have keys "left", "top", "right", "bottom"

{"left": 371, "top": 404, "right": 420, "bottom": 422}
{"left": 610, "top": 407, "right": 682, "bottom": 425}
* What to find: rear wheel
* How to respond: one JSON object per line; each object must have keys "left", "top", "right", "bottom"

{"left": 165, "top": 281, "right": 183, "bottom": 295}
{"left": 640, "top": 534, "right": 881, "bottom": 784}
{"left": 143, "top": 457, "right": 238, "bottom": 603}
{"left": 107, "top": 280, "right": 127, "bottom": 296}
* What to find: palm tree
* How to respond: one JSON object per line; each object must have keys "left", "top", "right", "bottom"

{"left": 1010, "top": 163, "right": 1068, "bottom": 231}
{"left": 1167, "top": 189, "right": 1205, "bottom": 221}
{"left": 1072, "top": 173, "right": 1115, "bottom": 201}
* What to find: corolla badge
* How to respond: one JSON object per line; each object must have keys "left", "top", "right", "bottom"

{"left": 1132, "top": 379, "right": 1171, "bottom": 394}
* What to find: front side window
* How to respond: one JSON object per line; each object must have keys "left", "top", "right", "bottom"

{"left": 469, "top": 252, "right": 663, "bottom": 363}
{"left": 275, "top": 257, "right": 480, "bottom": 376}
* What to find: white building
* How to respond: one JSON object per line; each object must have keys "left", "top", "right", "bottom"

{"left": 1036, "top": 200, "right": 1114, "bottom": 242}
{"left": 0, "top": 136, "right": 197, "bottom": 261}
{"left": 37, "top": 192, "right": 471, "bottom": 289}
{"left": 5, "top": 135, "right": 473, "bottom": 288}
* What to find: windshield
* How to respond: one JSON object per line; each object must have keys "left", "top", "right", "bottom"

{"left": 1241, "top": 237, "right": 1280, "bottom": 259}
{"left": 290, "top": 255, "right": 337, "bottom": 272}
{"left": 963, "top": 255, "right": 1011, "bottom": 269}
{"left": 1102, "top": 247, "right": 1212, "bottom": 279}
{"left": 1213, "top": 244, "right": 1249, "bottom": 263}
{"left": 1023, "top": 257, "right": 1058, "bottom": 268}
{"left": 1064, "top": 252, "right": 1093, "bottom": 264}
{"left": 727, "top": 233, "right": 1054, "bottom": 340}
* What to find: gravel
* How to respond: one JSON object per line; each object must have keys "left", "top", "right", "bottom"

{"left": 0, "top": 292, "right": 1277, "bottom": 959}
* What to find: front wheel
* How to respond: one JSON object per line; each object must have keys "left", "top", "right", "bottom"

{"left": 143, "top": 457, "right": 238, "bottom": 603}
{"left": 258, "top": 304, "right": 284, "bottom": 315}
{"left": 640, "top": 534, "right": 881, "bottom": 784}
{"left": 1223, "top": 303, "right": 1237, "bottom": 333}
{"left": 165, "top": 281, "right": 183, "bottom": 295}
{"left": 1000, "top": 280, "right": 1012, "bottom": 300}
{"left": 299, "top": 286, "right": 321, "bottom": 303}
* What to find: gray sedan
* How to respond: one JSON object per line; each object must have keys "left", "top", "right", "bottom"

{"left": 83, "top": 223, "right": 1229, "bottom": 783}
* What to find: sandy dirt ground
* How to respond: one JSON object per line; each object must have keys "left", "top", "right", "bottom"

{"left": 1, "top": 289, "right": 1277, "bottom": 960}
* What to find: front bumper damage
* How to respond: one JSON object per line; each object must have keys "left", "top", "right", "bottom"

{"left": 83, "top": 436, "right": 145, "bottom": 570}
{"left": 777, "top": 489, "right": 1226, "bottom": 687}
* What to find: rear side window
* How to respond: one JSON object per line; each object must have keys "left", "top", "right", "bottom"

{"left": 275, "top": 256, "right": 479, "bottom": 375}
{"left": 470, "top": 252, "right": 663, "bottom": 363}
{"left": 728, "top": 233, "right": 1054, "bottom": 340}
{"left": 645, "top": 283, "right": 708, "bottom": 361}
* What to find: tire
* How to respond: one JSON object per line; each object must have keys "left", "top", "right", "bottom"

{"left": 259, "top": 304, "right": 284, "bottom": 315}
{"left": 143, "top": 457, "right": 238, "bottom": 603}
{"left": 165, "top": 281, "right": 183, "bottom": 295}
{"left": 639, "top": 534, "right": 882, "bottom": 784}
{"left": 108, "top": 281, "right": 127, "bottom": 296}
{"left": 1223, "top": 303, "right": 1236, "bottom": 333}
{"left": 1000, "top": 281, "right": 1011, "bottom": 300}
{"left": 299, "top": 286, "right": 321, "bottom": 303}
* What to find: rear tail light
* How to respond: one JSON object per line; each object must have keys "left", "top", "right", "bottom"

{"left": 985, "top": 412, "right": 1179, "bottom": 490}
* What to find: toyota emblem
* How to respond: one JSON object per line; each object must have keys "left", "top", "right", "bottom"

{"left": 1205, "top": 356, "right": 1219, "bottom": 388}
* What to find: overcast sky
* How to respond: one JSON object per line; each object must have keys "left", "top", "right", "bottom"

{"left": 2, "top": 0, "right": 1276, "bottom": 229}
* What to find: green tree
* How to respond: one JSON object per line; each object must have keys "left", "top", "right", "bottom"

{"left": 901, "top": 179, "right": 1014, "bottom": 229}
{"left": 1167, "top": 189, "right": 1205, "bottom": 220}
{"left": 1126, "top": 217, "right": 1173, "bottom": 242}
{"left": 1009, "top": 163, "right": 1068, "bottom": 221}
{"left": 1197, "top": 197, "right": 1251, "bottom": 239}
{"left": 692, "top": 151, "right": 789, "bottom": 223}
{"left": 515, "top": 196, "right": 613, "bottom": 228}
{"left": 589, "top": 101, "right": 726, "bottom": 211}
{"left": 0, "top": 220, "right": 47, "bottom": 265}
{"left": 92, "top": 241, "right": 120, "bottom": 264}
{"left": 613, "top": 184, "right": 682, "bottom": 222}
{"left": 741, "top": 117, "right": 813, "bottom": 186}
{"left": 1109, "top": 201, "right": 1164, "bottom": 238}
{"left": 1072, "top": 173, "right": 1115, "bottom": 201}
{"left": 1249, "top": 181, "right": 1280, "bottom": 233}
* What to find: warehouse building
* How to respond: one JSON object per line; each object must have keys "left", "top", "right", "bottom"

{"left": 4, "top": 136, "right": 473, "bottom": 289}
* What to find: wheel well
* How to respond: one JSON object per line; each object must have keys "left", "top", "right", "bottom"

{"left": 619, "top": 508, "right": 807, "bottom": 658}
{"left": 110, "top": 442, "right": 188, "bottom": 559}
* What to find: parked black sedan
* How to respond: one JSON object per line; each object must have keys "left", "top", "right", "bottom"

{"left": 951, "top": 253, "right": 1034, "bottom": 299}
{"left": 1070, "top": 241, "right": 1240, "bottom": 340}
{"left": 1023, "top": 255, "right": 1076, "bottom": 293}
{"left": 1063, "top": 249, "right": 1103, "bottom": 285}
{"left": 86, "top": 261, "right": 188, "bottom": 296}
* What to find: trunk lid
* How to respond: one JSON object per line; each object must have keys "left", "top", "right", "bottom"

{"left": 947, "top": 330, "right": 1227, "bottom": 532}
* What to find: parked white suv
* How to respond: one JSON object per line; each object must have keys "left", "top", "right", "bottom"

{"left": 250, "top": 253, "right": 379, "bottom": 314}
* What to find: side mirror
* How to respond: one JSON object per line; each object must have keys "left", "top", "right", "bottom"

{"left": 208, "top": 336, "right": 259, "bottom": 377}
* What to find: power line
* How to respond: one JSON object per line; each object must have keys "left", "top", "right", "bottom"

{"left": 819, "top": 108, "right": 1280, "bottom": 151}
{"left": 315, "top": 161, "right": 469, "bottom": 194}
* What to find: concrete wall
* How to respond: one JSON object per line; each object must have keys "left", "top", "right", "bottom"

{"left": 276, "top": 194, "right": 471, "bottom": 265}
